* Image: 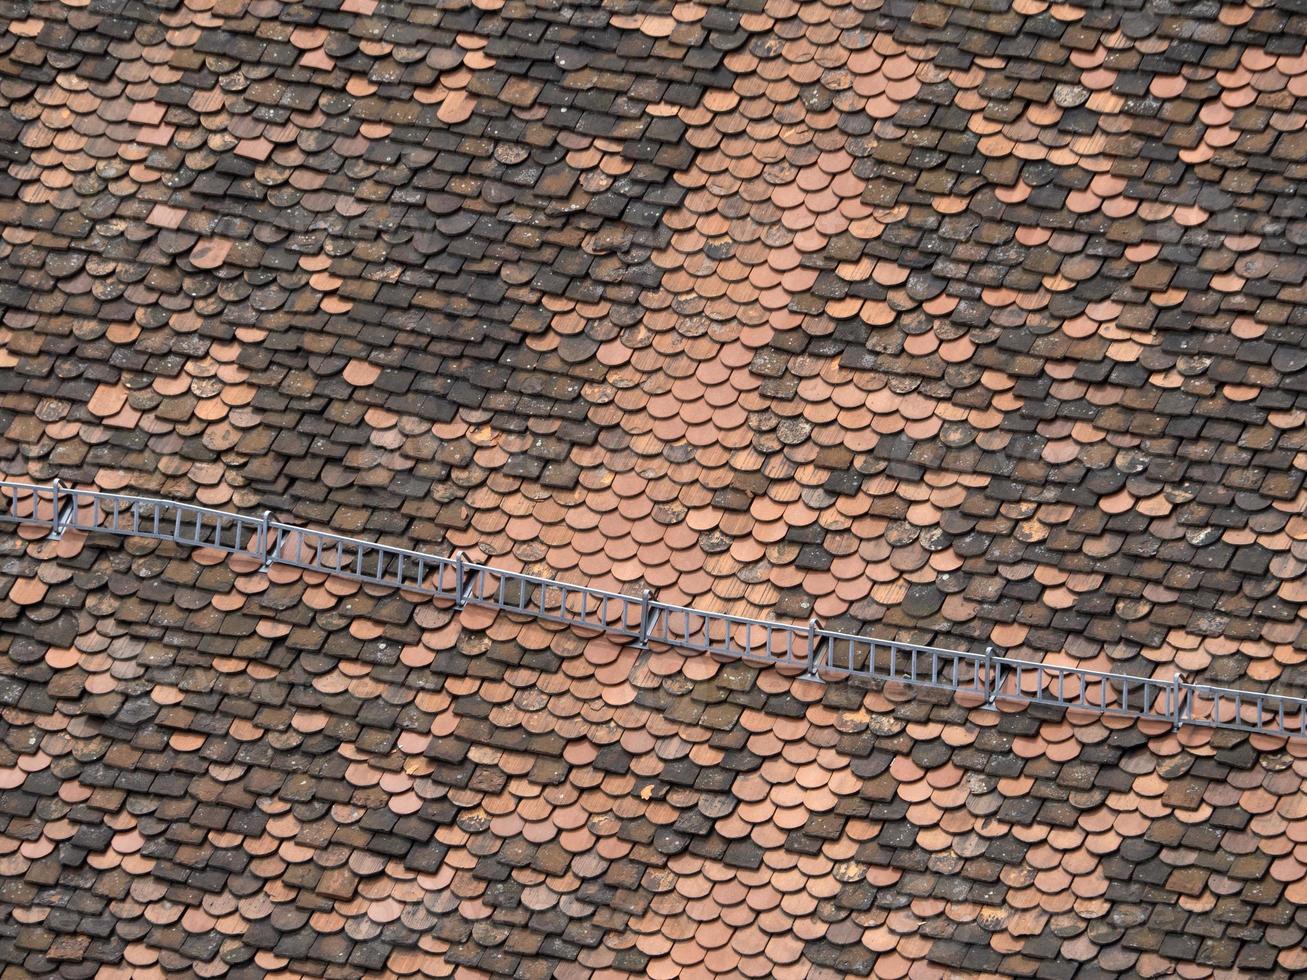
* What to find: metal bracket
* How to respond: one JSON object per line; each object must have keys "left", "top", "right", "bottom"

{"left": 984, "top": 645, "right": 998, "bottom": 705}
{"left": 1171, "top": 673, "right": 1189, "bottom": 731}
{"left": 49, "top": 479, "right": 76, "bottom": 540}
{"left": 453, "top": 551, "right": 475, "bottom": 609}
{"left": 635, "top": 589, "right": 657, "bottom": 649}
{"left": 258, "top": 511, "right": 274, "bottom": 570}
{"left": 802, "top": 619, "right": 825, "bottom": 680}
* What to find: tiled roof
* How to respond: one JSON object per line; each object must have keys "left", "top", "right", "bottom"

{"left": 4, "top": 541, "right": 1307, "bottom": 977}
{"left": 2, "top": 0, "right": 1307, "bottom": 678}
{"left": 2, "top": 0, "right": 1307, "bottom": 976}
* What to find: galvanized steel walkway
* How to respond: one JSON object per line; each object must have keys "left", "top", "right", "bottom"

{"left": 3, "top": 478, "right": 1304, "bottom": 741}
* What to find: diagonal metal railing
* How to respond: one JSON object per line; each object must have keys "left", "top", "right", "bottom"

{"left": 2, "top": 477, "right": 1305, "bottom": 741}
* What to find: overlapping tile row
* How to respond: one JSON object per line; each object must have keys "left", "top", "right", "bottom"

{"left": 3, "top": 536, "right": 1307, "bottom": 978}
{"left": 1, "top": 0, "right": 1306, "bottom": 688}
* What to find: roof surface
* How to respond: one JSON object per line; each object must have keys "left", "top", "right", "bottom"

{"left": 2, "top": 0, "right": 1307, "bottom": 976}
